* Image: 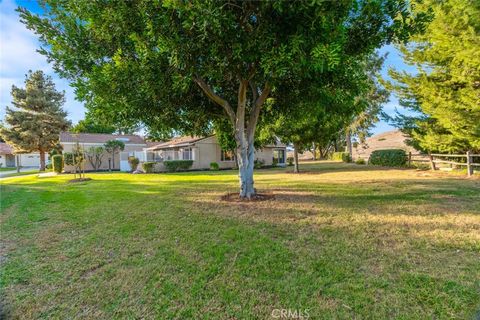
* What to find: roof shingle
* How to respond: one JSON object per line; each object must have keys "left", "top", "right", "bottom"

{"left": 60, "top": 132, "right": 146, "bottom": 145}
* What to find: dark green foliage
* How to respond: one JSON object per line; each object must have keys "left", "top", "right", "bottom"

{"left": 210, "top": 162, "right": 219, "bottom": 171}
{"left": 287, "top": 157, "right": 294, "bottom": 166}
{"left": 254, "top": 159, "right": 265, "bottom": 169}
{"left": 142, "top": 162, "right": 156, "bottom": 173}
{"left": 63, "top": 152, "right": 74, "bottom": 166}
{"left": 272, "top": 158, "right": 278, "bottom": 166}
{"left": 52, "top": 155, "right": 63, "bottom": 173}
{"left": 128, "top": 157, "right": 140, "bottom": 172}
{"left": 331, "top": 152, "right": 351, "bottom": 163}
{"left": 164, "top": 160, "right": 194, "bottom": 172}
{"left": 369, "top": 149, "right": 407, "bottom": 167}
{"left": 355, "top": 158, "right": 366, "bottom": 165}
{"left": 71, "top": 117, "right": 115, "bottom": 134}
{"left": 45, "top": 163, "right": 52, "bottom": 170}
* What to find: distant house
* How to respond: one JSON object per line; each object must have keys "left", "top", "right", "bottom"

{"left": 133, "top": 135, "right": 287, "bottom": 171}
{"left": 59, "top": 132, "right": 147, "bottom": 172}
{"left": 352, "top": 130, "right": 420, "bottom": 161}
{"left": 0, "top": 143, "right": 41, "bottom": 168}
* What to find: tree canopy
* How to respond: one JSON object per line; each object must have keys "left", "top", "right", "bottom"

{"left": 19, "top": 0, "right": 425, "bottom": 196}
{"left": 389, "top": 0, "right": 480, "bottom": 153}
{"left": 0, "top": 70, "right": 71, "bottom": 170}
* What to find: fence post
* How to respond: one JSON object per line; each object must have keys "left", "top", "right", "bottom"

{"left": 408, "top": 152, "right": 412, "bottom": 167}
{"left": 428, "top": 153, "right": 436, "bottom": 171}
{"left": 467, "top": 151, "right": 473, "bottom": 177}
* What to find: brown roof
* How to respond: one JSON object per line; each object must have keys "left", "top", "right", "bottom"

{"left": 147, "top": 136, "right": 207, "bottom": 150}
{"left": 60, "top": 132, "right": 146, "bottom": 145}
{"left": 0, "top": 142, "right": 13, "bottom": 154}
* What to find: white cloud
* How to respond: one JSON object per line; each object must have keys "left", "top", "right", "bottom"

{"left": 0, "top": 0, "right": 85, "bottom": 123}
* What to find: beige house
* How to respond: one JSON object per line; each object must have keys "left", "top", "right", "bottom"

{"left": 126, "top": 135, "right": 287, "bottom": 172}
{"left": 352, "top": 130, "right": 420, "bottom": 161}
{"left": 0, "top": 143, "right": 42, "bottom": 168}
{"left": 59, "top": 132, "right": 147, "bottom": 172}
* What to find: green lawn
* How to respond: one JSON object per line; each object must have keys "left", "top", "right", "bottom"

{"left": 1, "top": 162, "right": 479, "bottom": 319}
{"left": 0, "top": 170, "right": 39, "bottom": 178}
{"left": 0, "top": 167, "right": 17, "bottom": 172}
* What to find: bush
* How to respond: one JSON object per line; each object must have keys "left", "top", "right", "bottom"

{"left": 128, "top": 156, "right": 140, "bottom": 172}
{"left": 331, "top": 152, "right": 351, "bottom": 162}
{"left": 272, "top": 157, "right": 278, "bottom": 166}
{"left": 355, "top": 158, "right": 366, "bottom": 165}
{"left": 164, "top": 160, "right": 194, "bottom": 172}
{"left": 254, "top": 159, "right": 265, "bottom": 169}
{"left": 369, "top": 149, "right": 407, "bottom": 167}
{"left": 142, "top": 162, "right": 156, "bottom": 173}
{"left": 63, "top": 152, "right": 74, "bottom": 166}
{"left": 46, "top": 163, "right": 53, "bottom": 170}
{"left": 52, "top": 155, "right": 63, "bottom": 173}
{"left": 210, "top": 162, "right": 219, "bottom": 171}
{"left": 287, "top": 157, "right": 294, "bottom": 166}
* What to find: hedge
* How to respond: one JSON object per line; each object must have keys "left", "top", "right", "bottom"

{"left": 210, "top": 162, "right": 219, "bottom": 171}
{"left": 164, "top": 160, "right": 194, "bottom": 172}
{"left": 142, "top": 162, "right": 156, "bottom": 173}
{"left": 369, "top": 149, "right": 407, "bottom": 167}
{"left": 52, "top": 155, "right": 63, "bottom": 173}
{"left": 331, "top": 152, "right": 351, "bottom": 163}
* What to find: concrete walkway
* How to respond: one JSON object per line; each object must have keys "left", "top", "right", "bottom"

{"left": 0, "top": 168, "right": 38, "bottom": 179}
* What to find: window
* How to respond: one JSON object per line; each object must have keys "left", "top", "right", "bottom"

{"left": 221, "top": 150, "right": 234, "bottom": 161}
{"left": 273, "top": 149, "right": 285, "bottom": 164}
{"left": 182, "top": 148, "right": 193, "bottom": 160}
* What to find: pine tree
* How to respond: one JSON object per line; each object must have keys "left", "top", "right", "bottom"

{"left": 389, "top": 0, "right": 480, "bottom": 153}
{"left": 0, "top": 71, "right": 71, "bottom": 170}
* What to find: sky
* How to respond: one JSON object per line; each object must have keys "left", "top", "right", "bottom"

{"left": 0, "top": 0, "right": 414, "bottom": 135}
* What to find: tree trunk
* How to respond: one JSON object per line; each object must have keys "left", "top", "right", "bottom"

{"left": 312, "top": 142, "right": 317, "bottom": 161}
{"left": 194, "top": 77, "right": 270, "bottom": 199}
{"left": 39, "top": 150, "right": 46, "bottom": 171}
{"left": 293, "top": 143, "right": 300, "bottom": 173}
{"left": 112, "top": 152, "right": 115, "bottom": 170}
{"left": 345, "top": 130, "right": 352, "bottom": 157}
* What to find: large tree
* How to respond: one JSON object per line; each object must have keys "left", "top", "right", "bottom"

{"left": 0, "top": 70, "right": 70, "bottom": 171}
{"left": 20, "top": 0, "right": 423, "bottom": 197}
{"left": 389, "top": 0, "right": 480, "bottom": 153}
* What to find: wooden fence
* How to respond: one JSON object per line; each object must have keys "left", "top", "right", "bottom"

{"left": 408, "top": 151, "right": 479, "bottom": 177}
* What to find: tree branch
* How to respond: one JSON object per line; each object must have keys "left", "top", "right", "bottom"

{"left": 194, "top": 76, "right": 236, "bottom": 124}
{"left": 247, "top": 82, "right": 271, "bottom": 142}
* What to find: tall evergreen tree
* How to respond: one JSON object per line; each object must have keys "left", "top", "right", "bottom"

{"left": 389, "top": 0, "right": 480, "bottom": 153}
{"left": 0, "top": 71, "right": 71, "bottom": 171}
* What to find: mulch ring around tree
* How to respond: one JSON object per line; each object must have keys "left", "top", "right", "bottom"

{"left": 68, "top": 178, "right": 92, "bottom": 183}
{"left": 221, "top": 192, "right": 275, "bottom": 202}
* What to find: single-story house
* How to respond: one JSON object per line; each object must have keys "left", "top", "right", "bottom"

{"left": 352, "top": 130, "right": 420, "bottom": 161}
{"left": 59, "top": 132, "right": 147, "bottom": 172}
{"left": 121, "top": 135, "right": 287, "bottom": 172}
{"left": 0, "top": 143, "right": 42, "bottom": 168}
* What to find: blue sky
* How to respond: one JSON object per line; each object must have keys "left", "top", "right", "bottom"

{"left": 0, "top": 0, "right": 413, "bottom": 135}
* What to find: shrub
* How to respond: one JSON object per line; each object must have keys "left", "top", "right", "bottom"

{"left": 46, "top": 163, "right": 53, "bottom": 170}
{"left": 331, "top": 152, "right": 351, "bottom": 162}
{"left": 254, "top": 159, "right": 265, "bottom": 169}
{"left": 164, "top": 160, "right": 194, "bottom": 172}
{"left": 63, "top": 152, "right": 74, "bottom": 166}
{"left": 128, "top": 156, "right": 140, "bottom": 172}
{"left": 210, "top": 162, "right": 219, "bottom": 171}
{"left": 52, "top": 154, "right": 63, "bottom": 173}
{"left": 272, "top": 157, "right": 278, "bottom": 166}
{"left": 355, "top": 158, "right": 366, "bottom": 165}
{"left": 287, "top": 157, "right": 294, "bottom": 166}
{"left": 142, "top": 162, "right": 156, "bottom": 173}
{"left": 369, "top": 149, "right": 407, "bottom": 167}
